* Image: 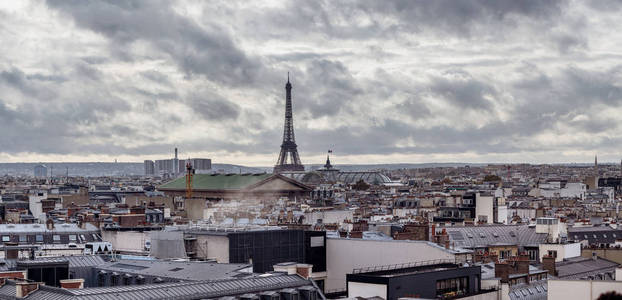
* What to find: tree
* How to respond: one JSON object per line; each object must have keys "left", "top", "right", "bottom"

{"left": 352, "top": 179, "right": 370, "bottom": 191}
{"left": 597, "top": 291, "right": 622, "bottom": 300}
{"left": 483, "top": 174, "right": 501, "bottom": 182}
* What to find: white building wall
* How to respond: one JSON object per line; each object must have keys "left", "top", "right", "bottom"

{"left": 476, "top": 194, "right": 494, "bottom": 224}
{"left": 28, "top": 193, "right": 47, "bottom": 222}
{"left": 325, "top": 238, "right": 456, "bottom": 291}
{"left": 496, "top": 205, "right": 508, "bottom": 224}
{"left": 538, "top": 242, "right": 581, "bottom": 262}
{"left": 194, "top": 234, "right": 230, "bottom": 263}
{"left": 548, "top": 279, "right": 622, "bottom": 300}
{"left": 304, "top": 210, "right": 353, "bottom": 226}
{"left": 101, "top": 230, "right": 149, "bottom": 254}
{"left": 509, "top": 208, "right": 536, "bottom": 221}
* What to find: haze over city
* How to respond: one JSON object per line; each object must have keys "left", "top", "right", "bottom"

{"left": 1, "top": 1, "right": 622, "bottom": 165}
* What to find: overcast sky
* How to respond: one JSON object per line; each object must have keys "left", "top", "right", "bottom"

{"left": 1, "top": 0, "right": 622, "bottom": 166}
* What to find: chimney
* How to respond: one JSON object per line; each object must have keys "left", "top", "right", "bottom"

{"left": 350, "top": 231, "right": 362, "bottom": 239}
{"left": 16, "top": 282, "right": 39, "bottom": 298}
{"left": 296, "top": 264, "right": 313, "bottom": 279}
{"left": 495, "top": 262, "right": 510, "bottom": 283}
{"left": 542, "top": 255, "right": 557, "bottom": 276}
{"left": 4, "top": 242, "right": 18, "bottom": 260}
{"left": 60, "top": 279, "right": 84, "bottom": 289}
{"left": 46, "top": 218, "right": 54, "bottom": 230}
{"left": 516, "top": 254, "right": 530, "bottom": 274}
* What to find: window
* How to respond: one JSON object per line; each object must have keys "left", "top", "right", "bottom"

{"left": 53, "top": 235, "right": 61, "bottom": 243}
{"left": 310, "top": 236, "right": 324, "bottom": 247}
{"left": 79, "top": 234, "right": 86, "bottom": 242}
{"left": 19, "top": 235, "right": 26, "bottom": 243}
{"left": 110, "top": 275, "right": 119, "bottom": 286}
{"left": 35, "top": 235, "right": 43, "bottom": 243}
{"left": 2, "top": 236, "right": 10, "bottom": 242}
{"left": 603, "top": 234, "right": 607, "bottom": 238}
{"left": 69, "top": 235, "right": 77, "bottom": 242}
{"left": 436, "top": 277, "right": 469, "bottom": 297}
{"left": 548, "top": 250, "right": 558, "bottom": 258}
{"left": 98, "top": 274, "right": 107, "bottom": 287}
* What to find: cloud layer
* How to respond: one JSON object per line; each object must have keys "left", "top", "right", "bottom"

{"left": 1, "top": 0, "right": 622, "bottom": 165}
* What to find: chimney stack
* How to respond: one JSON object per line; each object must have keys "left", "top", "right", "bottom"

{"left": 60, "top": 279, "right": 84, "bottom": 289}
{"left": 4, "top": 242, "right": 18, "bottom": 260}
{"left": 542, "top": 255, "right": 557, "bottom": 276}
{"left": 495, "top": 262, "right": 510, "bottom": 283}
{"left": 15, "top": 282, "right": 39, "bottom": 298}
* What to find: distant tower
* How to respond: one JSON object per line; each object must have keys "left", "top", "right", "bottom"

{"left": 174, "top": 148, "right": 179, "bottom": 176}
{"left": 595, "top": 155, "right": 598, "bottom": 176}
{"left": 274, "top": 73, "right": 304, "bottom": 173}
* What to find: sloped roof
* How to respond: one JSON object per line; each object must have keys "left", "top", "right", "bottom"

{"left": 0, "top": 273, "right": 318, "bottom": 300}
{"left": 568, "top": 227, "right": 622, "bottom": 244}
{"left": 96, "top": 259, "right": 250, "bottom": 281}
{"left": 555, "top": 256, "right": 619, "bottom": 279}
{"left": 444, "top": 225, "right": 547, "bottom": 248}
{"left": 158, "top": 174, "right": 272, "bottom": 191}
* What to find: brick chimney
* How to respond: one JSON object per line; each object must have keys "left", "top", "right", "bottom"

{"left": 16, "top": 282, "right": 39, "bottom": 298}
{"left": 60, "top": 279, "right": 84, "bottom": 289}
{"left": 495, "top": 262, "right": 510, "bottom": 283}
{"left": 515, "top": 254, "right": 530, "bottom": 274}
{"left": 4, "top": 242, "right": 18, "bottom": 260}
{"left": 542, "top": 255, "right": 557, "bottom": 276}
{"left": 295, "top": 264, "right": 313, "bottom": 279}
{"left": 349, "top": 231, "right": 363, "bottom": 239}
{"left": 0, "top": 271, "right": 26, "bottom": 279}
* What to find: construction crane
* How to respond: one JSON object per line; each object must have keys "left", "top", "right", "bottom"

{"left": 185, "top": 161, "right": 194, "bottom": 199}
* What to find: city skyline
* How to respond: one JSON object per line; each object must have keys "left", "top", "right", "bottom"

{"left": 1, "top": 1, "right": 622, "bottom": 165}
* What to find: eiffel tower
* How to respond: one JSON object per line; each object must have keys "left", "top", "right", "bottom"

{"left": 274, "top": 74, "right": 305, "bottom": 173}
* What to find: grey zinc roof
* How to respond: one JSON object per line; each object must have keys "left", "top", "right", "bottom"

{"left": 444, "top": 225, "right": 547, "bottom": 249}
{"left": 568, "top": 227, "right": 622, "bottom": 244}
{"left": 555, "top": 256, "right": 620, "bottom": 279}
{"left": 96, "top": 259, "right": 251, "bottom": 281}
{"left": 0, "top": 223, "right": 98, "bottom": 234}
{"left": 64, "top": 255, "right": 107, "bottom": 268}
{"left": 509, "top": 280, "right": 547, "bottom": 300}
{"left": 0, "top": 273, "right": 316, "bottom": 300}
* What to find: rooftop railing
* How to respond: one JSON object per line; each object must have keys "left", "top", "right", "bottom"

{"left": 351, "top": 258, "right": 457, "bottom": 274}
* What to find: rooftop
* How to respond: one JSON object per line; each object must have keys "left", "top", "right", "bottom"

{"left": 0, "top": 273, "right": 319, "bottom": 300}
{"left": 158, "top": 173, "right": 272, "bottom": 191}
{"left": 96, "top": 259, "right": 251, "bottom": 281}
{"left": 444, "top": 225, "right": 548, "bottom": 248}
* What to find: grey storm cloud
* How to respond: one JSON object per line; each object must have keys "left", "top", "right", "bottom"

{"left": 1, "top": 0, "right": 622, "bottom": 163}
{"left": 187, "top": 92, "right": 241, "bottom": 121}
{"left": 256, "top": 0, "right": 566, "bottom": 40}
{"left": 427, "top": 72, "right": 498, "bottom": 111}
{"left": 45, "top": 0, "right": 265, "bottom": 86}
